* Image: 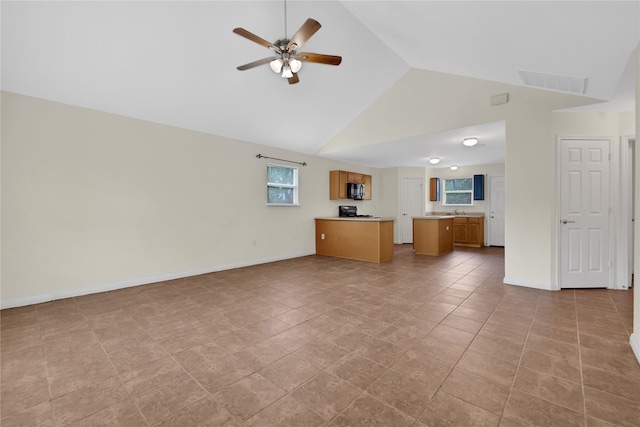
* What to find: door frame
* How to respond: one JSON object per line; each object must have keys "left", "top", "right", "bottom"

{"left": 555, "top": 136, "right": 613, "bottom": 290}
{"left": 619, "top": 135, "right": 635, "bottom": 289}
{"left": 489, "top": 175, "right": 505, "bottom": 247}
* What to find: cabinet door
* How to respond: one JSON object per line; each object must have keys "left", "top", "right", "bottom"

{"left": 468, "top": 223, "right": 479, "bottom": 245}
{"left": 363, "top": 174, "right": 372, "bottom": 200}
{"left": 338, "top": 171, "right": 348, "bottom": 198}
{"left": 467, "top": 217, "right": 483, "bottom": 246}
{"left": 453, "top": 218, "right": 468, "bottom": 243}
{"left": 329, "top": 171, "right": 348, "bottom": 200}
{"left": 347, "top": 172, "right": 363, "bottom": 184}
{"left": 430, "top": 178, "right": 440, "bottom": 202}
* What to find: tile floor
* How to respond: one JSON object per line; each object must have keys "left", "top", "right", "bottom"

{"left": 1, "top": 245, "right": 639, "bottom": 426}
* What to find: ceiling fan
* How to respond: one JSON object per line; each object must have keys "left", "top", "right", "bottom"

{"left": 233, "top": 5, "right": 342, "bottom": 85}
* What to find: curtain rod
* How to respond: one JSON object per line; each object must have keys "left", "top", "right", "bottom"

{"left": 256, "top": 154, "right": 307, "bottom": 166}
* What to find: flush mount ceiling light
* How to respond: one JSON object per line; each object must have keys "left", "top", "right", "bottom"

{"left": 429, "top": 157, "right": 440, "bottom": 165}
{"left": 450, "top": 165, "right": 458, "bottom": 171}
{"left": 463, "top": 137, "right": 478, "bottom": 147}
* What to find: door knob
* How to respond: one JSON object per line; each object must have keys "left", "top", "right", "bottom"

{"left": 561, "top": 219, "right": 576, "bottom": 224}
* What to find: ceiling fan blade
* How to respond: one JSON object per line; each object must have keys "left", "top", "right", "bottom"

{"left": 237, "top": 57, "right": 274, "bottom": 71}
{"left": 288, "top": 74, "right": 300, "bottom": 85}
{"left": 233, "top": 27, "right": 280, "bottom": 52}
{"left": 287, "top": 18, "right": 321, "bottom": 51}
{"left": 297, "top": 52, "right": 342, "bottom": 66}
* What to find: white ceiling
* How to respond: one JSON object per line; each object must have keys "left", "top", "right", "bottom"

{"left": 2, "top": 1, "right": 638, "bottom": 169}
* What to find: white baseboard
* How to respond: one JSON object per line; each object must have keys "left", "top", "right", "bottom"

{"left": 631, "top": 333, "right": 640, "bottom": 366}
{"left": 503, "top": 276, "right": 553, "bottom": 291}
{"left": 0, "top": 251, "right": 315, "bottom": 310}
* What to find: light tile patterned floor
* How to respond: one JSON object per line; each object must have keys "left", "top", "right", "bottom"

{"left": 2, "top": 245, "right": 639, "bottom": 426}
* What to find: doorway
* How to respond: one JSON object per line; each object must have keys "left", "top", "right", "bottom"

{"left": 558, "top": 138, "right": 611, "bottom": 289}
{"left": 401, "top": 178, "right": 424, "bottom": 243}
{"left": 489, "top": 176, "right": 505, "bottom": 246}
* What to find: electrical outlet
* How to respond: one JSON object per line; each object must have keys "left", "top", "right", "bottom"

{"left": 321, "top": 233, "right": 325, "bottom": 240}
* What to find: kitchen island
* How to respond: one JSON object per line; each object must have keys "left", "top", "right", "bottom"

{"left": 315, "top": 217, "right": 395, "bottom": 263}
{"left": 413, "top": 216, "right": 455, "bottom": 256}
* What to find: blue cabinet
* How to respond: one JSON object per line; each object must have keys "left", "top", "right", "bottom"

{"left": 473, "top": 174, "right": 484, "bottom": 200}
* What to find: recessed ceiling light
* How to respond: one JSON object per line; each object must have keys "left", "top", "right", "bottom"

{"left": 463, "top": 137, "right": 478, "bottom": 147}
{"left": 429, "top": 157, "right": 440, "bottom": 164}
{"left": 450, "top": 165, "right": 458, "bottom": 170}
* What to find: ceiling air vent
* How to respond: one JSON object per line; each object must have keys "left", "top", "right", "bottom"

{"left": 518, "top": 69, "right": 588, "bottom": 95}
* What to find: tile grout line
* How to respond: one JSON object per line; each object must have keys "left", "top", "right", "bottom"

{"left": 410, "top": 269, "right": 514, "bottom": 425}
{"left": 499, "top": 290, "right": 542, "bottom": 426}
{"left": 85, "top": 303, "right": 153, "bottom": 427}
{"left": 575, "top": 289, "right": 589, "bottom": 427}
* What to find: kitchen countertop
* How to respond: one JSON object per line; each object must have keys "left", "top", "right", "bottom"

{"left": 426, "top": 212, "right": 485, "bottom": 218}
{"left": 315, "top": 217, "right": 394, "bottom": 222}
{"left": 414, "top": 215, "right": 455, "bottom": 220}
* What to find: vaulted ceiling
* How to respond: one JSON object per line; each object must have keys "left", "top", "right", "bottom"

{"left": 2, "top": 1, "right": 638, "bottom": 168}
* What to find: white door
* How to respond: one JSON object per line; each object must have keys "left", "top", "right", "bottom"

{"left": 559, "top": 139, "right": 610, "bottom": 288}
{"left": 401, "top": 178, "right": 424, "bottom": 243}
{"left": 490, "top": 176, "right": 505, "bottom": 246}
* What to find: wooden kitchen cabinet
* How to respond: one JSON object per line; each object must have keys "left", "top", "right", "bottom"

{"left": 347, "top": 172, "right": 364, "bottom": 184}
{"left": 467, "top": 217, "right": 482, "bottom": 246}
{"left": 453, "top": 216, "right": 484, "bottom": 247}
{"left": 315, "top": 217, "right": 394, "bottom": 262}
{"left": 454, "top": 217, "right": 468, "bottom": 243}
{"left": 329, "top": 170, "right": 348, "bottom": 199}
{"left": 413, "top": 216, "right": 454, "bottom": 256}
{"left": 362, "top": 174, "right": 372, "bottom": 200}
{"left": 329, "top": 170, "right": 372, "bottom": 200}
{"left": 430, "top": 178, "right": 440, "bottom": 202}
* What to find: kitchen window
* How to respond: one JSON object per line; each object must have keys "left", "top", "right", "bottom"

{"left": 443, "top": 178, "right": 473, "bottom": 206}
{"left": 267, "top": 164, "right": 299, "bottom": 206}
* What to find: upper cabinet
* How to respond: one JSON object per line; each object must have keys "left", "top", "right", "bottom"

{"left": 347, "top": 172, "right": 363, "bottom": 184}
{"left": 429, "top": 178, "right": 440, "bottom": 202}
{"left": 330, "top": 170, "right": 372, "bottom": 200}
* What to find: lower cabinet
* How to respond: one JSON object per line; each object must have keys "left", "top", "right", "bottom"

{"left": 454, "top": 218, "right": 468, "bottom": 243}
{"left": 453, "top": 216, "right": 484, "bottom": 247}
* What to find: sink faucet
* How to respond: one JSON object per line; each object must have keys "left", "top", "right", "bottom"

{"left": 453, "top": 209, "right": 458, "bottom": 215}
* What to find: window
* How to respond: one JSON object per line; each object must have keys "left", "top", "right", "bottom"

{"left": 444, "top": 178, "right": 473, "bottom": 206}
{"left": 267, "top": 164, "right": 299, "bottom": 205}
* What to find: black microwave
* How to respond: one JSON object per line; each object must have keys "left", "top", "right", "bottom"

{"left": 347, "top": 183, "right": 365, "bottom": 200}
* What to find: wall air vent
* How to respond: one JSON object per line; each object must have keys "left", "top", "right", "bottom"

{"left": 518, "top": 69, "right": 588, "bottom": 95}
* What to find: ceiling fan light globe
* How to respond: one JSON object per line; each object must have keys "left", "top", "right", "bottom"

{"left": 290, "top": 59, "right": 302, "bottom": 73}
{"left": 270, "top": 58, "right": 283, "bottom": 73}
{"left": 282, "top": 65, "right": 293, "bottom": 78}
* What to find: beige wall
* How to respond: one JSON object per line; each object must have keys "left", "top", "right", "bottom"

{"left": 0, "top": 92, "right": 378, "bottom": 307}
